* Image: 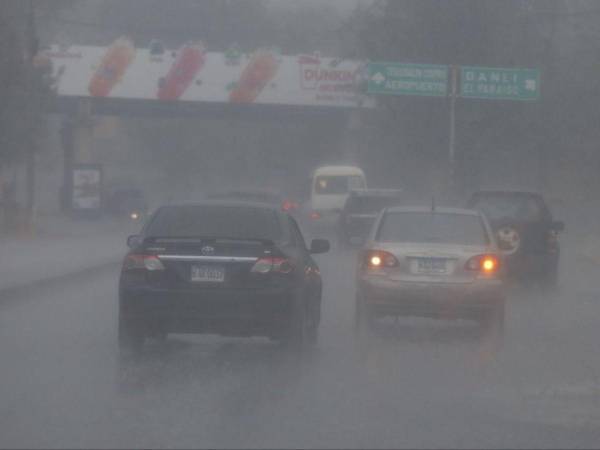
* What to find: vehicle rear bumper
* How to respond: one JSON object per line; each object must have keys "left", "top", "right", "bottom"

{"left": 119, "top": 285, "right": 293, "bottom": 336}
{"left": 358, "top": 277, "right": 505, "bottom": 320}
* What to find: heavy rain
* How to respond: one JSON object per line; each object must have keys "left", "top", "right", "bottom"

{"left": 1, "top": 1, "right": 600, "bottom": 448}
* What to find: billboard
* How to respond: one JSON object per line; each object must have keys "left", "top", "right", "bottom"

{"left": 45, "top": 39, "right": 373, "bottom": 108}
{"left": 71, "top": 164, "right": 102, "bottom": 212}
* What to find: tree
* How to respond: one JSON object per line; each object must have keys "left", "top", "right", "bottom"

{"left": 0, "top": 1, "right": 54, "bottom": 167}
{"left": 0, "top": 1, "right": 29, "bottom": 164}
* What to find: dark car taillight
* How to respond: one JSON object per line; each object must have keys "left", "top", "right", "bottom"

{"left": 122, "top": 254, "right": 165, "bottom": 271}
{"left": 251, "top": 257, "right": 294, "bottom": 274}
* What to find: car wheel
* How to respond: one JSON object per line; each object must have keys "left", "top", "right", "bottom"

{"left": 118, "top": 316, "right": 144, "bottom": 358}
{"left": 286, "top": 290, "right": 312, "bottom": 351}
{"left": 540, "top": 260, "right": 559, "bottom": 292}
{"left": 306, "top": 295, "right": 321, "bottom": 346}
{"left": 480, "top": 300, "right": 505, "bottom": 341}
{"left": 354, "top": 292, "right": 373, "bottom": 338}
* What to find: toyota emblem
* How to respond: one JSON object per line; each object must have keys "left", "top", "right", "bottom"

{"left": 201, "top": 246, "right": 215, "bottom": 255}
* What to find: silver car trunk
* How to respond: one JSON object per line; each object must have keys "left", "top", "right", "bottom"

{"left": 374, "top": 242, "right": 494, "bottom": 284}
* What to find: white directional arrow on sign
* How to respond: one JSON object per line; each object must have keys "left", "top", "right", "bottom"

{"left": 371, "top": 72, "right": 385, "bottom": 85}
{"left": 525, "top": 79, "right": 537, "bottom": 91}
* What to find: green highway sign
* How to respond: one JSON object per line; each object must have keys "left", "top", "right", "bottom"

{"left": 367, "top": 62, "right": 448, "bottom": 97}
{"left": 460, "top": 66, "right": 540, "bottom": 100}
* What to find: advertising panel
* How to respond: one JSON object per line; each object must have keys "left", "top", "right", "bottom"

{"left": 71, "top": 164, "right": 102, "bottom": 213}
{"left": 45, "top": 40, "right": 373, "bottom": 108}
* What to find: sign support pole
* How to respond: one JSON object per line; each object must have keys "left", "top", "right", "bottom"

{"left": 448, "top": 65, "right": 458, "bottom": 196}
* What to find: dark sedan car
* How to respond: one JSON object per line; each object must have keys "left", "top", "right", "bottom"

{"left": 118, "top": 201, "right": 329, "bottom": 355}
{"left": 467, "top": 190, "right": 564, "bottom": 287}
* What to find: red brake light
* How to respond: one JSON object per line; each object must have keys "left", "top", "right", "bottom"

{"left": 251, "top": 257, "right": 294, "bottom": 274}
{"left": 123, "top": 254, "right": 165, "bottom": 271}
{"left": 465, "top": 255, "right": 499, "bottom": 274}
{"left": 282, "top": 200, "right": 299, "bottom": 212}
{"left": 310, "top": 211, "right": 321, "bottom": 220}
{"left": 364, "top": 250, "right": 398, "bottom": 269}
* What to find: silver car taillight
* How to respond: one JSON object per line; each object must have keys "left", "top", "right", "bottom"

{"left": 465, "top": 254, "right": 499, "bottom": 274}
{"left": 364, "top": 250, "right": 399, "bottom": 269}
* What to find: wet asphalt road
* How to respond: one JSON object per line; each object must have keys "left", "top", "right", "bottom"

{"left": 1, "top": 241, "right": 600, "bottom": 448}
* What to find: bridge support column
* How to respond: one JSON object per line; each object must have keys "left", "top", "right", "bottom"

{"left": 73, "top": 100, "right": 94, "bottom": 164}
{"left": 60, "top": 100, "right": 94, "bottom": 214}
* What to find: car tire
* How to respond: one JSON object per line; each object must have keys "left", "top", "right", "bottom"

{"left": 480, "top": 300, "right": 505, "bottom": 341}
{"left": 118, "top": 316, "right": 144, "bottom": 358}
{"left": 307, "top": 294, "right": 321, "bottom": 347}
{"left": 285, "top": 290, "right": 313, "bottom": 351}
{"left": 354, "top": 292, "right": 373, "bottom": 338}
{"left": 540, "top": 260, "right": 559, "bottom": 292}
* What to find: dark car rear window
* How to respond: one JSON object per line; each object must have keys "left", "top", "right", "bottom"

{"left": 146, "top": 205, "right": 283, "bottom": 240}
{"left": 377, "top": 212, "right": 489, "bottom": 246}
{"left": 345, "top": 196, "right": 402, "bottom": 214}
{"left": 469, "top": 193, "right": 547, "bottom": 222}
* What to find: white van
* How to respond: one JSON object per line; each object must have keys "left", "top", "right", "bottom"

{"left": 310, "top": 165, "right": 367, "bottom": 213}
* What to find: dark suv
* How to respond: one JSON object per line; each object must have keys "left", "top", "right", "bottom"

{"left": 467, "top": 190, "right": 564, "bottom": 286}
{"left": 337, "top": 189, "right": 403, "bottom": 247}
{"left": 118, "top": 201, "right": 329, "bottom": 355}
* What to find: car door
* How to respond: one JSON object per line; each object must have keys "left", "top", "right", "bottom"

{"left": 288, "top": 216, "right": 323, "bottom": 326}
{"left": 288, "top": 216, "right": 321, "bottom": 292}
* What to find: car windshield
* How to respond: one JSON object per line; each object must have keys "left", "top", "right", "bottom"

{"left": 145, "top": 205, "right": 282, "bottom": 240}
{"left": 345, "top": 196, "right": 402, "bottom": 214}
{"left": 377, "top": 212, "right": 488, "bottom": 246}
{"left": 470, "top": 193, "right": 544, "bottom": 222}
{"left": 314, "top": 175, "right": 365, "bottom": 194}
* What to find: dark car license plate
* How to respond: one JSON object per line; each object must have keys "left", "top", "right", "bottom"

{"left": 191, "top": 265, "right": 225, "bottom": 282}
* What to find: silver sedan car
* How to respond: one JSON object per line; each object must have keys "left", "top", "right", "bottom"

{"left": 355, "top": 206, "right": 506, "bottom": 335}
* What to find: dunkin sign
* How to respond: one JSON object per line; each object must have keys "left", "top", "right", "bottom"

{"left": 299, "top": 54, "right": 359, "bottom": 92}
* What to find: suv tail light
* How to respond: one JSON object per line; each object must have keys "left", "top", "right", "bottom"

{"left": 123, "top": 254, "right": 165, "bottom": 271}
{"left": 364, "top": 250, "right": 399, "bottom": 269}
{"left": 251, "top": 257, "right": 294, "bottom": 274}
{"left": 465, "top": 255, "right": 499, "bottom": 274}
